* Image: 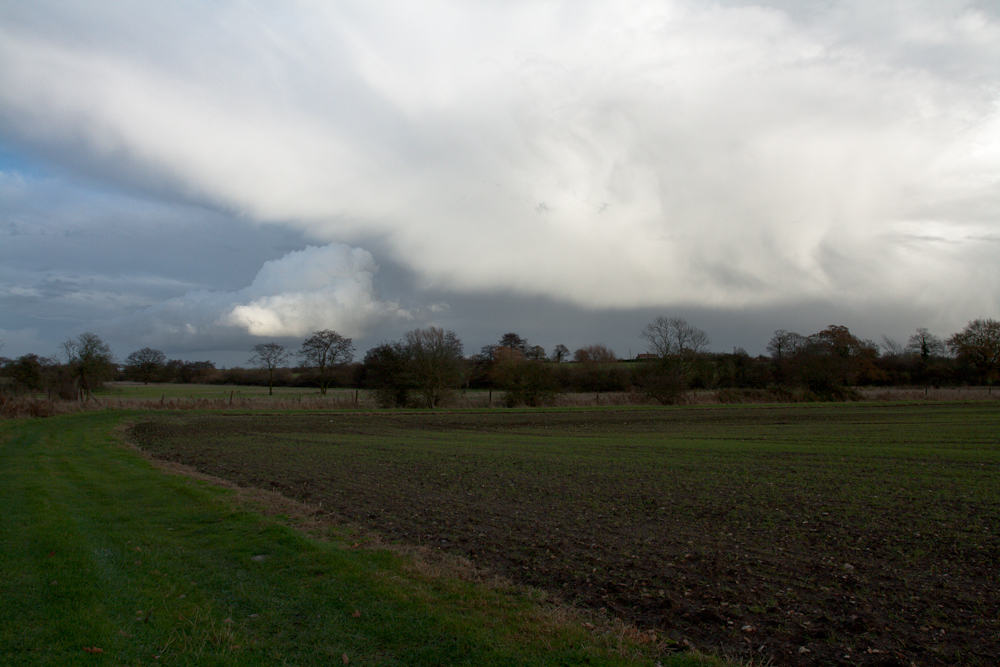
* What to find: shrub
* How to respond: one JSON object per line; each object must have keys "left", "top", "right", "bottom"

{"left": 0, "top": 396, "right": 66, "bottom": 419}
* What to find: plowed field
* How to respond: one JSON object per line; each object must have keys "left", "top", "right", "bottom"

{"left": 130, "top": 403, "right": 1000, "bottom": 666}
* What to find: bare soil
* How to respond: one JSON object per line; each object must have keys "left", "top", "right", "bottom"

{"left": 129, "top": 406, "right": 1000, "bottom": 666}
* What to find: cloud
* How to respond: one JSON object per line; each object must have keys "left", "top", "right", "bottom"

{"left": 0, "top": 326, "right": 44, "bottom": 358}
{"left": 0, "top": 0, "right": 998, "bottom": 334}
{"left": 226, "top": 245, "right": 414, "bottom": 337}
{"left": 112, "top": 244, "right": 417, "bottom": 348}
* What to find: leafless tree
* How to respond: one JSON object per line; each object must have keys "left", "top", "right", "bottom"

{"left": 248, "top": 342, "right": 289, "bottom": 395}
{"left": 638, "top": 318, "right": 709, "bottom": 405}
{"left": 298, "top": 330, "right": 354, "bottom": 395}
{"left": 767, "top": 329, "right": 808, "bottom": 359}
{"left": 906, "top": 328, "right": 945, "bottom": 362}
{"left": 573, "top": 344, "right": 618, "bottom": 364}
{"left": 61, "top": 332, "right": 116, "bottom": 401}
{"left": 880, "top": 335, "right": 905, "bottom": 357}
{"left": 642, "top": 316, "right": 710, "bottom": 357}
{"left": 404, "top": 327, "right": 465, "bottom": 408}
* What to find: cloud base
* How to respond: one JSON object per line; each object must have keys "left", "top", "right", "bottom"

{"left": 0, "top": 0, "right": 997, "bottom": 356}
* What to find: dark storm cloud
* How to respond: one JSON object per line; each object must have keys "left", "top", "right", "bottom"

{"left": 0, "top": 1, "right": 997, "bottom": 361}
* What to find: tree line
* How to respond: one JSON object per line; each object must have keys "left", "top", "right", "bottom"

{"left": 1, "top": 318, "right": 998, "bottom": 405}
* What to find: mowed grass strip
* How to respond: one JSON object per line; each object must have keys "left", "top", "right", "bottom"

{"left": 0, "top": 412, "right": 710, "bottom": 667}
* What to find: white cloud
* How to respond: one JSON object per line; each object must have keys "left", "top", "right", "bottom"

{"left": 226, "top": 244, "right": 413, "bottom": 337}
{"left": 0, "top": 0, "right": 998, "bottom": 340}
{"left": 113, "top": 244, "right": 416, "bottom": 347}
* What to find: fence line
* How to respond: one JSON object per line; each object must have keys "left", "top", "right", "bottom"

{"left": 3, "top": 385, "right": 997, "bottom": 419}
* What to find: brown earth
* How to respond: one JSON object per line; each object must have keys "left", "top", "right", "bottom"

{"left": 128, "top": 407, "right": 1000, "bottom": 666}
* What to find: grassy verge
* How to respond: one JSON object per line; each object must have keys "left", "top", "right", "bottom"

{"left": 0, "top": 411, "right": 714, "bottom": 666}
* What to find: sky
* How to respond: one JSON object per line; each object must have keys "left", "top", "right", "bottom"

{"left": 1, "top": 0, "right": 998, "bottom": 367}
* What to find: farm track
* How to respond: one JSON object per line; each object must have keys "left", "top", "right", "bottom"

{"left": 130, "top": 404, "right": 1000, "bottom": 666}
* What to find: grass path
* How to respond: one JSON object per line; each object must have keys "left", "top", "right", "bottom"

{"left": 0, "top": 411, "right": 710, "bottom": 666}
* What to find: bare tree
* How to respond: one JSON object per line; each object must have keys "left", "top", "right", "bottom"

{"left": 638, "top": 318, "right": 709, "bottom": 405}
{"left": 248, "top": 342, "right": 289, "bottom": 395}
{"left": 125, "top": 347, "right": 166, "bottom": 384}
{"left": 880, "top": 335, "right": 905, "bottom": 357}
{"left": 61, "top": 332, "right": 116, "bottom": 401}
{"left": 767, "top": 330, "right": 807, "bottom": 359}
{"left": 298, "top": 330, "right": 354, "bottom": 395}
{"left": 573, "top": 344, "right": 618, "bottom": 364}
{"left": 906, "top": 328, "right": 945, "bottom": 362}
{"left": 642, "top": 316, "right": 710, "bottom": 357}
{"left": 404, "top": 327, "right": 465, "bottom": 408}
